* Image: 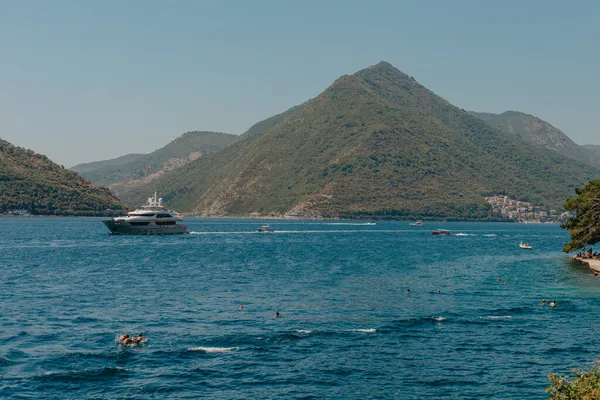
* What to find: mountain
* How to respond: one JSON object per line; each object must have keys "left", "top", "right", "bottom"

{"left": 468, "top": 111, "right": 600, "bottom": 168}
{"left": 121, "top": 62, "right": 600, "bottom": 219}
{"left": 72, "top": 131, "right": 238, "bottom": 193}
{"left": 71, "top": 153, "right": 145, "bottom": 174}
{"left": 0, "top": 139, "right": 126, "bottom": 216}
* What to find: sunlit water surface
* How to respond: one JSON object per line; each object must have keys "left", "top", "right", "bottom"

{"left": 1, "top": 218, "right": 599, "bottom": 399}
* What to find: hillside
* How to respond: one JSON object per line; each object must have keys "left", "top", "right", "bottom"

{"left": 469, "top": 111, "right": 600, "bottom": 168}
{"left": 122, "top": 62, "right": 600, "bottom": 219}
{"left": 0, "top": 139, "right": 126, "bottom": 216}
{"left": 71, "top": 153, "right": 144, "bottom": 173}
{"left": 73, "top": 131, "right": 238, "bottom": 192}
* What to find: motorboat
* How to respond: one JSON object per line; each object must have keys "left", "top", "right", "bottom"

{"left": 102, "top": 192, "right": 189, "bottom": 235}
{"left": 410, "top": 220, "right": 423, "bottom": 226}
{"left": 432, "top": 229, "right": 451, "bottom": 236}
{"left": 257, "top": 224, "right": 274, "bottom": 232}
{"left": 519, "top": 241, "right": 532, "bottom": 249}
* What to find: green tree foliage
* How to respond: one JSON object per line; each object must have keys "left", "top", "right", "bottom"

{"left": 547, "top": 360, "right": 600, "bottom": 399}
{"left": 561, "top": 179, "right": 600, "bottom": 252}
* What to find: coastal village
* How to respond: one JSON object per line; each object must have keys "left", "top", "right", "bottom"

{"left": 484, "top": 195, "right": 572, "bottom": 223}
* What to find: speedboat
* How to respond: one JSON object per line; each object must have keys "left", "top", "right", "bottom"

{"left": 257, "top": 224, "right": 274, "bottom": 232}
{"left": 102, "top": 192, "right": 189, "bottom": 235}
{"left": 519, "top": 241, "right": 532, "bottom": 249}
{"left": 432, "top": 229, "right": 451, "bottom": 236}
{"left": 410, "top": 220, "right": 423, "bottom": 226}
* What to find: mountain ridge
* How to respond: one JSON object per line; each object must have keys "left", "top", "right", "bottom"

{"left": 72, "top": 131, "right": 238, "bottom": 196}
{"left": 468, "top": 110, "right": 600, "bottom": 168}
{"left": 118, "top": 62, "right": 600, "bottom": 219}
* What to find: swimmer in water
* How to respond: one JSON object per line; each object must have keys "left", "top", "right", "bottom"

{"left": 131, "top": 333, "right": 145, "bottom": 344}
{"left": 407, "top": 289, "right": 411, "bottom": 294}
{"left": 540, "top": 299, "right": 546, "bottom": 306}
{"left": 119, "top": 334, "right": 131, "bottom": 345}
{"left": 239, "top": 305, "right": 244, "bottom": 310}
{"left": 549, "top": 300, "right": 556, "bottom": 308}
{"left": 275, "top": 311, "right": 280, "bottom": 318}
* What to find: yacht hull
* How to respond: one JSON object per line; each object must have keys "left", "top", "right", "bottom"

{"left": 103, "top": 220, "right": 189, "bottom": 235}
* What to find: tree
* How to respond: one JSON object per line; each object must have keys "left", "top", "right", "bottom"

{"left": 547, "top": 360, "right": 600, "bottom": 399}
{"left": 561, "top": 179, "right": 600, "bottom": 253}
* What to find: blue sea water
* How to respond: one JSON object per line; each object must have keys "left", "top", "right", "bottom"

{"left": 1, "top": 218, "right": 599, "bottom": 399}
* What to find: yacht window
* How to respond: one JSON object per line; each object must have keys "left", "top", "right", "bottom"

{"left": 157, "top": 214, "right": 172, "bottom": 218}
{"left": 130, "top": 221, "right": 150, "bottom": 226}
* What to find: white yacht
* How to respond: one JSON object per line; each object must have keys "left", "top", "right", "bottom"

{"left": 102, "top": 192, "right": 189, "bottom": 235}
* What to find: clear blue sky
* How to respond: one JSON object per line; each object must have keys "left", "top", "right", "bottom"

{"left": 1, "top": 0, "right": 599, "bottom": 166}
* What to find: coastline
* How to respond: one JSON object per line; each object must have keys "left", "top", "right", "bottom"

{"left": 573, "top": 256, "right": 600, "bottom": 274}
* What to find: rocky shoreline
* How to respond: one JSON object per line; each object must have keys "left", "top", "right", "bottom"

{"left": 573, "top": 256, "right": 600, "bottom": 274}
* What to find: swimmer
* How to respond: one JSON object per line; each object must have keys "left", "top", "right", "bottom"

{"left": 540, "top": 299, "right": 546, "bottom": 306}
{"left": 437, "top": 289, "right": 440, "bottom": 293}
{"left": 131, "top": 333, "right": 145, "bottom": 344}
{"left": 275, "top": 311, "right": 280, "bottom": 318}
{"left": 239, "top": 305, "right": 244, "bottom": 310}
{"left": 549, "top": 300, "right": 556, "bottom": 308}
{"left": 119, "top": 334, "right": 131, "bottom": 345}
{"left": 407, "top": 289, "right": 411, "bottom": 295}
{"left": 497, "top": 278, "right": 501, "bottom": 282}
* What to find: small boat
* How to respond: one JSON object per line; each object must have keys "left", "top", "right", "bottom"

{"left": 432, "top": 229, "right": 451, "bottom": 236}
{"left": 257, "top": 224, "right": 274, "bottom": 232}
{"left": 519, "top": 241, "right": 532, "bottom": 249}
{"left": 410, "top": 221, "right": 423, "bottom": 226}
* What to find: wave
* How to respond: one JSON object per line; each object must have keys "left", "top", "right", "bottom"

{"left": 430, "top": 316, "right": 446, "bottom": 322}
{"left": 483, "top": 234, "right": 497, "bottom": 237}
{"left": 454, "top": 233, "right": 475, "bottom": 237}
{"left": 188, "top": 346, "right": 238, "bottom": 353}
{"left": 349, "top": 328, "right": 377, "bottom": 333}
{"left": 481, "top": 316, "right": 513, "bottom": 320}
{"left": 294, "top": 330, "right": 312, "bottom": 334}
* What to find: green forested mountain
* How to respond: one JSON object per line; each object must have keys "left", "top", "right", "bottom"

{"left": 469, "top": 111, "right": 600, "bottom": 168}
{"left": 0, "top": 139, "right": 126, "bottom": 215}
{"left": 121, "top": 62, "right": 600, "bottom": 219}
{"left": 72, "top": 131, "right": 238, "bottom": 192}
{"left": 71, "top": 153, "right": 145, "bottom": 174}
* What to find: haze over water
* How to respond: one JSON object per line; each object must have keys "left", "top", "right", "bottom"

{"left": 1, "top": 218, "right": 599, "bottom": 399}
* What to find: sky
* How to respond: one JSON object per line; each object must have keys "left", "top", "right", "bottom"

{"left": 1, "top": 0, "right": 599, "bottom": 167}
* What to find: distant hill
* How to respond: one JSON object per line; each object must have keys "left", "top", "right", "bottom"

{"left": 72, "top": 131, "right": 238, "bottom": 196}
{"left": 0, "top": 139, "right": 126, "bottom": 216}
{"left": 469, "top": 111, "right": 600, "bottom": 168}
{"left": 71, "top": 153, "right": 144, "bottom": 174}
{"left": 583, "top": 144, "right": 600, "bottom": 156}
{"left": 121, "top": 62, "right": 600, "bottom": 219}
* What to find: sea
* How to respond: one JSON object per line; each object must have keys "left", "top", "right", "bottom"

{"left": 1, "top": 218, "right": 599, "bottom": 399}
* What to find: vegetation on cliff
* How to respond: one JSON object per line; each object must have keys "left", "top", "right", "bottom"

{"left": 561, "top": 179, "right": 600, "bottom": 252}
{"left": 0, "top": 139, "right": 126, "bottom": 216}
